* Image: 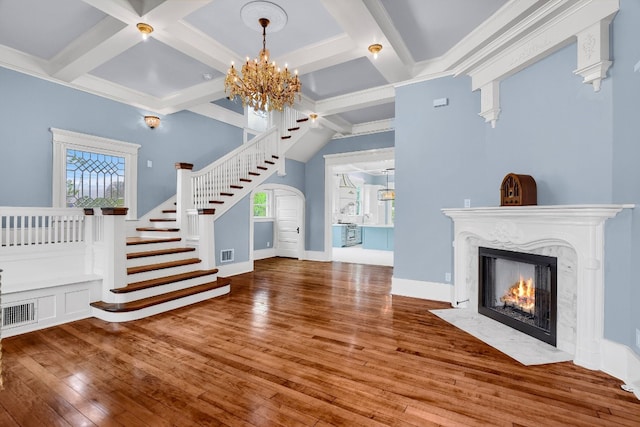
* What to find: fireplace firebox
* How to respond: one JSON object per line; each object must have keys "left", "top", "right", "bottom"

{"left": 478, "top": 247, "right": 557, "bottom": 346}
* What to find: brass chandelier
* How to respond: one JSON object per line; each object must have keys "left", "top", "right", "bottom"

{"left": 224, "top": 18, "right": 301, "bottom": 112}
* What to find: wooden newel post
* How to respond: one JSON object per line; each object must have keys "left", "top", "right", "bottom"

{"left": 100, "top": 207, "right": 128, "bottom": 302}
{"left": 198, "top": 208, "right": 216, "bottom": 270}
{"left": 175, "top": 163, "right": 194, "bottom": 237}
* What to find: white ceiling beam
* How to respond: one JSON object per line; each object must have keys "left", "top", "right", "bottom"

{"left": 320, "top": 0, "right": 411, "bottom": 83}
{"left": 156, "top": 77, "right": 227, "bottom": 114}
{"left": 315, "top": 84, "right": 395, "bottom": 116}
{"left": 274, "top": 34, "right": 360, "bottom": 76}
{"left": 48, "top": 17, "right": 132, "bottom": 82}
{"left": 362, "top": 0, "right": 415, "bottom": 68}
{"left": 154, "top": 21, "right": 240, "bottom": 74}
{"left": 187, "top": 103, "right": 245, "bottom": 129}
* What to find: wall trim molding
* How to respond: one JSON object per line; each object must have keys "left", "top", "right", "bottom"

{"left": 391, "top": 277, "right": 453, "bottom": 303}
{"left": 601, "top": 338, "right": 640, "bottom": 400}
{"left": 217, "top": 260, "right": 253, "bottom": 277}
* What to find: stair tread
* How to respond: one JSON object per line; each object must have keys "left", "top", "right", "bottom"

{"left": 136, "top": 227, "right": 180, "bottom": 232}
{"left": 150, "top": 218, "right": 176, "bottom": 222}
{"left": 287, "top": 127, "right": 300, "bottom": 132}
{"left": 127, "top": 258, "right": 201, "bottom": 275}
{"left": 220, "top": 192, "right": 234, "bottom": 196}
{"left": 92, "top": 279, "right": 230, "bottom": 313}
{"left": 264, "top": 160, "right": 275, "bottom": 165}
{"left": 162, "top": 209, "right": 177, "bottom": 213}
{"left": 239, "top": 178, "right": 252, "bottom": 182}
{"left": 127, "top": 237, "right": 182, "bottom": 245}
{"left": 281, "top": 136, "right": 292, "bottom": 140}
{"left": 127, "top": 247, "right": 195, "bottom": 259}
{"left": 248, "top": 172, "right": 260, "bottom": 176}
{"left": 113, "top": 269, "right": 220, "bottom": 293}
{"left": 230, "top": 185, "right": 243, "bottom": 189}
{"left": 209, "top": 200, "right": 224, "bottom": 204}
{"left": 256, "top": 166, "right": 268, "bottom": 170}
{"left": 272, "top": 155, "right": 279, "bottom": 159}
{"left": 296, "top": 117, "right": 309, "bottom": 123}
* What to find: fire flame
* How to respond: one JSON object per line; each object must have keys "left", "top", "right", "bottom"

{"left": 500, "top": 276, "right": 535, "bottom": 313}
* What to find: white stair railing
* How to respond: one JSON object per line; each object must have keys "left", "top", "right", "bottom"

{"left": 280, "top": 106, "right": 306, "bottom": 137}
{"left": 0, "top": 207, "right": 86, "bottom": 248}
{"left": 190, "top": 126, "right": 279, "bottom": 209}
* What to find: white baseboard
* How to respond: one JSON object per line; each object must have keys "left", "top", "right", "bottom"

{"left": 254, "top": 248, "right": 276, "bottom": 260}
{"left": 391, "top": 277, "right": 453, "bottom": 303}
{"left": 217, "top": 260, "right": 253, "bottom": 277}
{"left": 601, "top": 339, "right": 640, "bottom": 400}
{"left": 304, "top": 250, "right": 331, "bottom": 262}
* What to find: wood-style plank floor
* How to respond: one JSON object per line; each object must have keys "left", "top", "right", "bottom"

{"left": 1, "top": 258, "right": 639, "bottom": 426}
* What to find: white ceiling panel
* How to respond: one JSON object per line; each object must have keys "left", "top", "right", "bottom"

{"left": 0, "top": 0, "right": 107, "bottom": 60}
{"left": 337, "top": 102, "right": 395, "bottom": 125}
{"left": 300, "top": 57, "right": 388, "bottom": 101}
{"left": 379, "top": 0, "right": 508, "bottom": 62}
{"left": 90, "top": 38, "right": 222, "bottom": 98}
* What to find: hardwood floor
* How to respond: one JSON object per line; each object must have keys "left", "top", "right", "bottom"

{"left": 1, "top": 258, "right": 639, "bottom": 426}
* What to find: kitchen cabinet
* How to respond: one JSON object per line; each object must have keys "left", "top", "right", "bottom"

{"left": 361, "top": 226, "right": 394, "bottom": 251}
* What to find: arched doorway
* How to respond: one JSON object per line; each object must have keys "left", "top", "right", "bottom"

{"left": 250, "top": 184, "right": 305, "bottom": 261}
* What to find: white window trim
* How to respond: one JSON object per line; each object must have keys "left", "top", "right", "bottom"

{"left": 51, "top": 128, "right": 141, "bottom": 219}
{"left": 253, "top": 189, "right": 273, "bottom": 219}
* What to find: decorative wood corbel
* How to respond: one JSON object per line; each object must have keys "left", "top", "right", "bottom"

{"left": 479, "top": 81, "right": 501, "bottom": 128}
{"left": 573, "top": 18, "right": 613, "bottom": 92}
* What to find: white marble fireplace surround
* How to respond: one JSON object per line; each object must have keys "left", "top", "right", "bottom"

{"left": 442, "top": 205, "right": 635, "bottom": 375}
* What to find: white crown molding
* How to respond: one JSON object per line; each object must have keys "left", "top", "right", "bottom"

{"left": 331, "top": 118, "right": 394, "bottom": 139}
{"left": 466, "top": 0, "right": 619, "bottom": 128}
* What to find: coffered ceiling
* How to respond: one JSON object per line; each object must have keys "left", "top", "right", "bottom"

{"left": 2, "top": 0, "right": 559, "bottom": 135}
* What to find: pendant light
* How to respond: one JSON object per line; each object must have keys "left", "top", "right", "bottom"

{"left": 377, "top": 168, "right": 395, "bottom": 201}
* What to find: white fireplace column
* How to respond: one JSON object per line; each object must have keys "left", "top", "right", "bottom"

{"left": 442, "top": 205, "right": 633, "bottom": 370}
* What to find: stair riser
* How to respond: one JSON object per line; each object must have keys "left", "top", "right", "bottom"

{"left": 93, "top": 285, "right": 230, "bottom": 322}
{"left": 136, "top": 231, "right": 181, "bottom": 239}
{"left": 147, "top": 222, "right": 178, "bottom": 229}
{"left": 127, "top": 251, "right": 198, "bottom": 268}
{"left": 127, "top": 263, "right": 202, "bottom": 283}
{"left": 126, "top": 241, "right": 185, "bottom": 252}
{"left": 112, "top": 275, "right": 219, "bottom": 303}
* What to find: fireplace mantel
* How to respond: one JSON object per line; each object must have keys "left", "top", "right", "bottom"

{"left": 442, "top": 204, "right": 633, "bottom": 370}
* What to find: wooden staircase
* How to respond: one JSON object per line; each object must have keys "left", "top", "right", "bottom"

{"left": 91, "top": 112, "right": 309, "bottom": 322}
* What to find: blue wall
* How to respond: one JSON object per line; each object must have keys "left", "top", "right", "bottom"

{"left": 610, "top": 0, "right": 640, "bottom": 353}
{"left": 304, "top": 131, "right": 395, "bottom": 251}
{"left": 394, "top": 1, "right": 639, "bottom": 354}
{"left": 254, "top": 221, "right": 274, "bottom": 250}
{"left": 0, "top": 67, "right": 242, "bottom": 215}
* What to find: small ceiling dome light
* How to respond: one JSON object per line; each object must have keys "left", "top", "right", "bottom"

{"left": 309, "top": 113, "right": 319, "bottom": 128}
{"left": 144, "top": 115, "right": 160, "bottom": 129}
{"left": 368, "top": 43, "right": 382, "bottom": 59}
{"left": 136, "top": 22, "right": 154, "bottom": 40}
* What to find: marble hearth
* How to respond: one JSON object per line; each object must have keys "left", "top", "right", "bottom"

{"left": 442, "top": 205, "right": 632, "bottom": 370}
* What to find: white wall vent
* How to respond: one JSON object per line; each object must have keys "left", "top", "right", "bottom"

{"left": 2, "top": 300, "right": 37, "bottom": 329}
{"left": 220, "top": 249, "right": 234, "bottom": 263}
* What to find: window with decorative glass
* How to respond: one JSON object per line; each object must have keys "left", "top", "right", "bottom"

{"left": 51, "top": 128, "right": 140, "bottom": 218}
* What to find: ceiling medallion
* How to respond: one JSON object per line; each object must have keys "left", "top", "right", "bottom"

{"left": 224, "top": 2, "right": 301, "bottom": 112}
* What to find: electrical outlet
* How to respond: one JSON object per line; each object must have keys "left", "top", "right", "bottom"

{"left": 266, "top": 241, "right": 270, "bottom": 247}
{"left": 636, "top": 329, "right": 640, "bottom": 349}
{"left": 445, "top": 272, "right": 451, "bottom": 282}
{"left": 464, "top": 199, "right": 471, "bottom": 208}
